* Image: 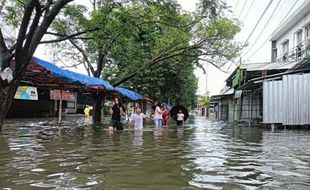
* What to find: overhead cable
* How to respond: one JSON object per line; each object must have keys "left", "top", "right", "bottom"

{"left": 245, "top": 0, "right": 300, "bottom": 60}
{"left": 242, "top": 0, "right": 283, "bottom": 58}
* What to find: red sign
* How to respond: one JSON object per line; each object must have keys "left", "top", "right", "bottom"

{"left": 50, "top": 90, "right": 76, "bottom": 101}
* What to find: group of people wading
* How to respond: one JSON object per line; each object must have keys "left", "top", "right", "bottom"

{"left": 107, "top": 97, "right": 185, "bottom": 132}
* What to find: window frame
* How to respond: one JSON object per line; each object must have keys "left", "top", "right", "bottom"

{"left": 306, "top": 25, "right": 310, "bottom": 39}
{"left": 296, "top": 30, "right": 302, "bottom": 45}
{"left": 282, "top": 40, "right": 289, "bottom": 55}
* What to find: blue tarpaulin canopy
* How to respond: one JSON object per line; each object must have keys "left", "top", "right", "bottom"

{"left": 29, "top": 57, "right": 143, "bottom": 100}
{"left": 115, "top": 87, "right": 143, "bottom": 101}
{"left": 32, "top": 57, "right": 114, "bottom": 90}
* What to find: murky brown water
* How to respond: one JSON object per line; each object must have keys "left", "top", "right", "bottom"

{"left": 0, "top": 116, "right": 310, "bottom": 189}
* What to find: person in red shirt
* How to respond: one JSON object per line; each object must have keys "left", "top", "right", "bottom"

{"left": 162, "top": 105, "right": 170, "bottom": 127}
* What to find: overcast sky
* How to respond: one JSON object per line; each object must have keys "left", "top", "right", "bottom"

{"left": 189, "top": 0, "right": 306, "bottom": 96}
{"left": 35, "top": 0, "right": 306, "bottom": 96}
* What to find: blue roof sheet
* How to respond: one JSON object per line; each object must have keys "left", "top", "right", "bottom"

{"left": 32, "top": 57, "right": 143, "bottom": 100}
{"left": 115, "top": 87, "right": 143, "bottom": 100}
{"left": 32, "top": 57, "right": 114, "bottom": 90}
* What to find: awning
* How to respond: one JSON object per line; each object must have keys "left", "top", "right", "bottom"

{"left": 23, "top": 57, "right": 144, "bottom": 98}
{"left": 115, "top": 87, "right": 143, "bottom": 100}
{"left": 30, "top": 57, "right": 114, "bottom": 90}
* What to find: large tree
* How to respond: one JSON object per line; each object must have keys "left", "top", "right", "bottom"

{"left": 47, "top": 0, "right": 241, "bottom": 122}
{"left": 0, "top": 0, "right": 74, "bottom": 129}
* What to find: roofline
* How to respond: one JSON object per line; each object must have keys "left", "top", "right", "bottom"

{"left": 270, "top": 0, "right": 310, "bottom": 41}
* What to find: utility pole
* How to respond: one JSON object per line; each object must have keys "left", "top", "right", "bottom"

{"left": 205, "top": 63, "right": 208, "bottom": 117}
{"left": 205, "top": 63, "right": 208, "bottom": 97}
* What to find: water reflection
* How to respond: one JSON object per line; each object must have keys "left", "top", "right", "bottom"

{"left": 0, "top": 116, "right": 309, "bottom": 189}
{"left": 133, "top": 130, "right": 143, "bottom": 147}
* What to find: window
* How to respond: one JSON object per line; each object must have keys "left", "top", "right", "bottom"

{"left": 282, "top": 40, "right": 289, "bottom": 54}
{"left": 296, "top": 30, "right": 302, "bottom": 44}
{"left": 306, "top": 25, "right": 310, "bottom": 39}
{"left": 272, "top": 48, "right": 277, "bottom": 61}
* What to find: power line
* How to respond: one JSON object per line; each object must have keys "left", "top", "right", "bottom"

{"left": 225, "top": 0, "right": 274, "bottom": 68}
{"left": 245, "top": 0, "right": 300, "bottom": 60}
{"left": 242, "top": 0, "right": 274, "bottom": 48}
{"left": 242, "top": 0, "right": 283, "bottom": 58}
{"left": 233, "top": 0, "right": 240, "bottom": 14}
{"left": 240, "top": 0, "right": 256, "bottom": 23}
{"left": 238, "top": 0, "right": 248, "bottom": 20}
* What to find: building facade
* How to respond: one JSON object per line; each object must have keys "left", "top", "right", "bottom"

{"left": 270, "top": 0, "right": 310, "bottom": 62}
{"left": 211, "top": 1, "right": 310, "bottom": 126}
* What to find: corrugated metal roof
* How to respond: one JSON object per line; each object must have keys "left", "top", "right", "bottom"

{"left": 224, "top": 88, "right": 234, "bottom": 95}
{"left": 290, "top": 57, "right": 310, "bottom": 70}
{"left": 240, "top": 62, "right": 270, "bottom": 71}
{"left": 240, "top": 61, "right": 298, "bottom": 71}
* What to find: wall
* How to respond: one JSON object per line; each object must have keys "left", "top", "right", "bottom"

{"left": 263, "top": 73, "right": 310, "bottom": 125}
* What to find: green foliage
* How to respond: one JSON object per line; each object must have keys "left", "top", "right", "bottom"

{"left": 2, "top": 0, "right": 27, "bottom": 27}
{"left": 43, "top": 0, "right": 241, "bottom": 109}
{"left": 198, "top": 96, "right": 209, "bottom": 106}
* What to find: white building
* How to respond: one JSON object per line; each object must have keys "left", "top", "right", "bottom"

{"left": 263, "top": 0, "right": 310, "bottom": 126}
{"left": 270, "top": 0, "right": 310, "bottom": 63}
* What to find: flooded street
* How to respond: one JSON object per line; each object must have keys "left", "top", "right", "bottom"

{"left": 0, "top": 116, "right": 310, "bottom": 189}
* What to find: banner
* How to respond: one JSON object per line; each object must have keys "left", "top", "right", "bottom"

{"left": 234, "top": 90, "right": 242, "bottom": 99}
{"left": 50, "top": 90, "right": 76, "bottom": 101}
{"left": 14, "top": 86, "right": 38, "bottom": 100}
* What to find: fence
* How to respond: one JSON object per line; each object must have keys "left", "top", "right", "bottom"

{"left": 263, "top": 73, "right": 310, "bottom": 125}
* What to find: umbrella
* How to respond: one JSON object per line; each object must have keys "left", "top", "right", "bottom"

{"left": 144, "top": 97, "right": 155, "bottom": 104}
{"left": 170, "top": 105, "right": 189, "bottom": 122}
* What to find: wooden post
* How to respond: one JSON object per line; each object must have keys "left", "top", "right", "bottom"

{"left": 58, "top": 89, "right": 63, "bottom": 125}
{"left": 271, "top": 124, "right": 275, "bottom": 132}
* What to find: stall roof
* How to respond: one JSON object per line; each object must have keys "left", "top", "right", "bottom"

{"left": 23, "top": 57, "right": 144, "bottom": 99}
{"left": 30, "top": 57, "right": 114, "bottom": 90}
{"left": 115, "top": 87, "right": 143, "bottom": 100}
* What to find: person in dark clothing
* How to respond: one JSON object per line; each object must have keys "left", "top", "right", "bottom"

{"left": 108, "top": 97, "right": 126, "bottom": 132}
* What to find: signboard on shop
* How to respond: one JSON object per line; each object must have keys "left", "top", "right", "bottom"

{"left": 50, "top": 90, "right": 76, "bottom": 101}
{"left": 14, "top": 86, "right": 38, "bottom": 100}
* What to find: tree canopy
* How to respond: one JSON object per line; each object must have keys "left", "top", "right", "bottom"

{"left": 44, "top": 0, "right": 240, "bottom": 108}
{"left": 0, "top": 0, "right": 74, "bottom": 128}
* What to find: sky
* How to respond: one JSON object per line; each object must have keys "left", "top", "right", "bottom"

{"left": 34, "top": 0, "right": 306, "bottom": 96}
{"left": 188, "top": 0, "right": 306, "bottom": 96}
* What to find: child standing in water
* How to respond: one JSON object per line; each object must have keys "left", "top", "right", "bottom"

{"left": 84, "top": 105, "right": 91, "bottom": 125}
{"left": 153, "top": 101, "right": 163, "bottom": 127}
{"left": 176, "top": 109, "right": 185, "bottom": 126}
{"left": 129, "top": 106, "right": 150, "bottom": 130}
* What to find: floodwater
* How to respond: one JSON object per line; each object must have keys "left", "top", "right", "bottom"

{"left": 0, "top": 116, "right": 310, "bottom": 190}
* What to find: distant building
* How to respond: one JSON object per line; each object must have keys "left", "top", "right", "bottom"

{"left": 270, "top": 0, "right": 310, "bottom": 63}
{"left": 210, "top": 1, "right": 310, "bottom": 127}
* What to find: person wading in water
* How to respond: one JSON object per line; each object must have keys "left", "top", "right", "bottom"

{"left": 153, "top": 101, "right": 163, "bottom": 127}
{"left": 108, "top": 97, "right": 126, "bottom": 132}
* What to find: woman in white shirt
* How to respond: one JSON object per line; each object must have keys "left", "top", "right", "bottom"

{"left": 153, "top": 101, "right": 163, "bottom": 127}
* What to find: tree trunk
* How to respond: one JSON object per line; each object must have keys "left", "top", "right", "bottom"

{"left": 92, "top": 93, "right": 105, "bottom": 127}
{"left": 0, "top": 80, "right": 19, "bottom": 130}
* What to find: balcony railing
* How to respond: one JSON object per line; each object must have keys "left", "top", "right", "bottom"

{"left": 274, "top": 39, "right": 310, "bottom": 63}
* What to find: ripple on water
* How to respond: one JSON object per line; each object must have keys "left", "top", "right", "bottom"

{"left": 0, "top": 117, "right": 310, "bottom": 189}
